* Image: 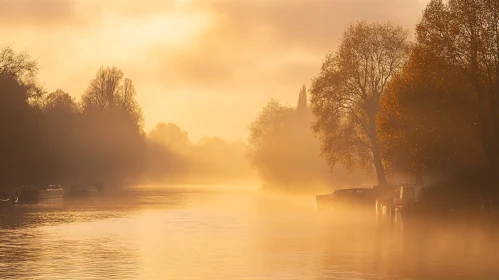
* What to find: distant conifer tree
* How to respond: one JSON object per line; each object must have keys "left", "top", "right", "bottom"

{"left": 296, "top": 85, "right": 307, "bottom": 114}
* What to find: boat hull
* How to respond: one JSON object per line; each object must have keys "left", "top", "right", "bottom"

{"left": 20, "top": 188, "right": 64, "bottom": 203}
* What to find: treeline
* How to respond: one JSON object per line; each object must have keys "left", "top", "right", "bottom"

{"left": 145, "top": 122, "right": 253, "bottom": 184}
{"left": 0, "top": 46, "right": 252, "bottom": 191}
{"left": 250, "top": 0, "right": 499, "bottom": 195}
{"left": 0, "top": 46, "right": 144, "bottom": 189}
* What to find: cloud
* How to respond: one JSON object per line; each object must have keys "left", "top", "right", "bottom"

{"left": 99, "top": 0, "right": 178, "bottom": 18}
{"left": 0, "top": 0, "right": 430, "bottom": 140}
{"left": 0, "top": 0, "right": 99, "bottom": 27}
{"left": 2, "top": 0, "right": 426, "bottom": 91}
{"left": 155, "top": 48, "right": 234, "bottom": 89}
{"left": 148, "top": 0, "right": 426, "bottom": 91}
{"left": 140, "top": 0, "right": 428, "bottom": 140}
{"left": 209, "top": 0, "right": 424, "bottom": 51}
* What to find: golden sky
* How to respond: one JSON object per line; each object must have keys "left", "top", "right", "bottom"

{"left": 0, "top": 0, "right": 428, "bottom": 141}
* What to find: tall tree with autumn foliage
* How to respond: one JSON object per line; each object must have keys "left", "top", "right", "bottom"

{"left": 310, "top": 22, "right": 410, "bottom": 186}
{"left": 379, "top": 48, "right": 483, "bottom": 184}
{"left": 416, "top": 0, "right": 499, "bottom": 178}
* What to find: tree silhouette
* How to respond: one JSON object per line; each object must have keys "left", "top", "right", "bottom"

{"left": 78, "top": 66, "right": 145, "bottom": 186}
{"left": 82, "top": 66, "right": 143, "bottom": 131}
{"left": 247, "top": 86, "right": 367, "bottom": 191}
{"left": 149, "top": 123, "right": 191, "bottom": 151}
{"left": 40, "top": 90, "right": 80, "bottom": 184}
{"left": 296, "top": 85, "right": 308, "bottom": 114}
{"left": 310, "top": 21, "right": 410, "bottom": 187}
{"left": 0, "top": 75, "right": 39, "bottom": 187}
{"left": 0, "top": 46, "right": 42, "bottom": 101}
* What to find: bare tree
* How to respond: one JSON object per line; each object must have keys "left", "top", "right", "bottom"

{"left": 82, "top": 66, "right": 143, "bottom": 129}
{"left": 310, "top": 21, "right": 411, "bottom": 186}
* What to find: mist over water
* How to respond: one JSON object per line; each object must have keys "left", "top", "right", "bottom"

{"left": 1, "top": 185, "right": 498, "bottom": 280}
{"left": 5, "top": 0, "right": 499, "bottom": 279}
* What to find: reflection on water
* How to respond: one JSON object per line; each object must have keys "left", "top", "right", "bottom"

{"left": 1, "top": 186, "right": 499, "bottom": 280}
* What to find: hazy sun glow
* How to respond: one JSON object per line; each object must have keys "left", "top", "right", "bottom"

{"left": 0, "top": 0, "right": 428, "bottom": 141}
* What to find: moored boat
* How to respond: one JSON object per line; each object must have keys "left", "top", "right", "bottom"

{"left": 19, "top": 185, "right": 64, "bottom": 202}
{"left": 316, "top": 187, "right": 377, "bottom": 211}
{"left": 375, "top": 184, "right": 425, "bottom": 215}
{"left": 0, "top": 195, "right": 11, "bottom": 207}
{"left": 0, "top": 191, "right": 17, "bottom": 206}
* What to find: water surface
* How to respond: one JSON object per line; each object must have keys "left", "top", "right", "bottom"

{"left": 1, "top": 185, "right": 499, "bottom": 280}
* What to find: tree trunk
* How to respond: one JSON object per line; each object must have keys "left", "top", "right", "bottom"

{"left": 471, "top": 61, "right": 497, "bottom": 179}
{"left": 415, "top": 164, "right": 424, "bottom": 185}
{"left": 372, "top": 142, "right": 387, "bottom": 187}
{"left": 368, "top": 112, "right": 387, "bottom": 187}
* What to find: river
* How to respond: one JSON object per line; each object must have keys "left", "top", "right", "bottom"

{"left": 1, "top": 185, "right": 499, "bottom": 280}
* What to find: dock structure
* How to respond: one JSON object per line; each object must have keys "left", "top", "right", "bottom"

{"left": 316, "top": 184, "right": 426, "bottom": 213}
